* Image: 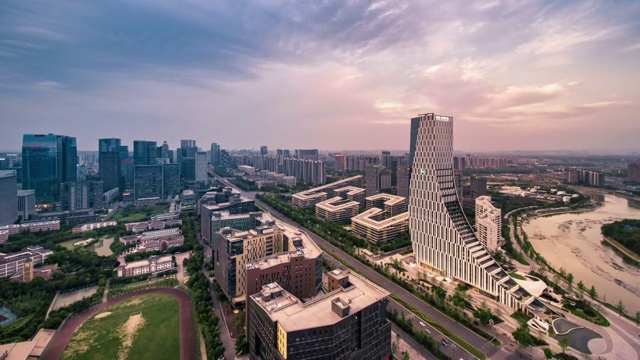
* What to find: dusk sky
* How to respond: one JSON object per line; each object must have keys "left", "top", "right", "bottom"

{"left": 1, "top": 1, "right": 639, "bottom": 152}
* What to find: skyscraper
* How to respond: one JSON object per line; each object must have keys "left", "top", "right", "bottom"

{"left": 210, "top": 143, "right": 220, "bottom": 166}
{"left": 162, "top": 163, "right": 180, "bottom": 198}
{"left": 134, "top": 164, "right": 163, "bottom": 199}
{"left": 0, "top": 171, "right": 18, "bottom": 226}
{"left": 133, "top": 140, "right": 158, "bottom": 165}
{"left": 180, "top": 139, "right": 196, "bottom": 149}
{"left": 475, "top": 196, "right": 502, "bottom": 252}
{"left": 60, "top": 180, "right": 104, "bottom": 211}
{"left": 195, "top": 151, "right": 208, "bottom": 182}
{"left": 408, "top": 113, "right": 526, "bottom": 312}
{"left": 260, "top": 145, "right": 268, "bottom": 156}
{"left": 365, "top": 164, "right": 383, "bottom": 196}
{"left": 99, "top": 138, "right": 122, "bottom": 192}
{"left": 22, "top": 134, "right": 78, "bottom": 204}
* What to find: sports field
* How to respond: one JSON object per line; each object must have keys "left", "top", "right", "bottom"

{"left": 61, "top": 294, "right": 180, "bottom": 360}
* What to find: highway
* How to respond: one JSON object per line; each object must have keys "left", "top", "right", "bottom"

{"left": 212, "top": 173, "right": 504, "bottom": 359}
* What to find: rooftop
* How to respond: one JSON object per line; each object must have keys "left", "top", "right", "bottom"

{"left": 351, "top": 208, "right": 409, "bottom": 230}
{"left": 365, "top": 193, "right": 406, "bottom": 206}
{"left": 250, "top": 270, "right": 388, "bottom": 332}
{"left": 246, "top": 221, "right": 322, "bottom": 270}
{"left": 292, "top": 175, "right": 363, "bottom": 201}
{"left": 316, "top": 197, "right": 360, "bottom": 212}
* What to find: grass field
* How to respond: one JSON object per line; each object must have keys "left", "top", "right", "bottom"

{"left": 112, "top": 205, "right": 169, "bottom": 223}
{"left": 62, "top": 294, "right": 180, "bottom": 360}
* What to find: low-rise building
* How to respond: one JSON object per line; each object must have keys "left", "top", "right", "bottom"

{"left": 0, "top": 220, "right": 61, "bottom": 236}
{"left": 315, "top": 197, "right": 360, "bottom": 222}
{"left": 71, "top": 221, "right": 117, "bottom": 234}
{"left": 292, "top": 175, "right": 363, "bottom": 209}
{"left": 364, "top": 193, "right": 407, "bottom": 216}
{"left": 351, "top": 208, "right": 409, "bottom": 244}
{"left": 0, "top": 246, "right": 53, "bottom": 281}
{"left": 247, "top": 270, "right": 391, "bottom": 360}
{"left": 116, "top": 254, "right": 174, "bottom": 277}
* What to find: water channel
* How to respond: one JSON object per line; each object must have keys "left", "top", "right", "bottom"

{"left": 523, "top": 193, "right": 640, "bottom": 315}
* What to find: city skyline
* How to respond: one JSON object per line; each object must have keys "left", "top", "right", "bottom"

{"left": 2, "top": 1, "right": 640, "bottom": 152}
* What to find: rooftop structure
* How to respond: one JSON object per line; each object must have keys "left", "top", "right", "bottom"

{"left": 292, "top": 175, "right": 363, "bottom": 209}
{"left": 364, "top": 193, "right": 407, "bottom": 216}
{"left": 247, "top": 270, "right": 391, "bottom": 360}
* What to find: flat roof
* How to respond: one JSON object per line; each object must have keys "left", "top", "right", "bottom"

{"left": 0, "top": 341, "right": 38, "bottom": 360}
{"left": 365, "top": 193, "right": 406, "bottom": 206}
{"left": 250, "top": 271, "right": 388, "bottom": 332}
{"left": 351, "top": 208, "right": 409, "bottom": 230}
{"left": 124, "top": 255, "right": 172, "bottom": 269}
{"left": 334, "top": 186, "right": 365, "bottom": 196}
{"left": 29, "top": 329, "right": 56, "bottom": 357}
{"left": 315, "top": 197, "right": 360, "bottom": 212}
{"left": 246, "top": 221, "right": 322, "bottom": 270}
{"left": 292, "top": 175, "right": 363, "bottom": 201}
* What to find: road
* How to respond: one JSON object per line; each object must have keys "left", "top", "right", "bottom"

{"left": 196, "top": 220, "right": 237, "bottom": 360}
{"left": 41, "top": 288, "right": 197, "bottom": 360}
{"left": 213, "top": 173, "right": 502, "bottom": 359}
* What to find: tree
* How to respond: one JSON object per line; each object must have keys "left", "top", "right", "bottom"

{"left": 402, "top": 352, "right": 410, "bottom": 360}
{"left": 543, "top": 347, "right": 554, "bottom": 359}
{"left": 588, "top": 285, "right": 598, "bottom": 302}
{"left": 577, "top": 281, "right": 586, "bottom": 292}
{"left": 512, "top": 324, "right": 534, "bottom": 349}
{"left": 636, "top": 311, "right": 640, "bottom": 327}
{"left": 559, "top": 338, "right": 569, "bottom": 354}
{"left": 617, "top": 300, "right": 626, "bottom": 317}
{"left": 567, "top": 273, "right": 574, "bottom": 291}
{"left": 392, "top": 333, "right": 400, "bottom": 355}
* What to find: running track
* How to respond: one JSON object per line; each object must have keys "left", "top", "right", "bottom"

{"left": 41, "top": 288, "right": 196, "bottom": 360}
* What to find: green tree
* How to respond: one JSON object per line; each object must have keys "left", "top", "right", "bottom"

{"left": 617, "top": 300, "right": 626, "bottom": 317}
{"left": 636, "top": 311, "right": 640, "bottom": 327}
{"left": 512, "top": 324, "right": 534, "bottom": 349}
{"left": 402, "top": 352, "right": 410, "bottom": 360}
{"left": 588, "top": 285, "right": 598, "bottom": 302}
{"left": 543, "top": 347, "right": 553, "bottom": 359}
{"left": 567, "top": 273, "right": 574, "bottom": 291}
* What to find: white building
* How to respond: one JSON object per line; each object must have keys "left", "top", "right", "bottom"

{"left": 116, "top": 254, "right": 174, "bottom": 277}
{"left": 475, "top": 196, "right": 502, "bottom": 252}
{"left": 408, "top": 113, "right": 551, "bottom": 332}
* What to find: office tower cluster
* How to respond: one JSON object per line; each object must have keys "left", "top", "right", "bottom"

{"left": 565, "top": 168, "right": 606, "bottom": 187}
{"left": 408, "top": 113, "right": 550, "bottom": 332}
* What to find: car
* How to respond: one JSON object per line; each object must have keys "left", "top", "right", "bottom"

{"left": 419, "top": 321, "right": 426, "bottom": 327}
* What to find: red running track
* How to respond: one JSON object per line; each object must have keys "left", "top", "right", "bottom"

{"left": 41, "top": 288, "right": 197, "bottom": 360}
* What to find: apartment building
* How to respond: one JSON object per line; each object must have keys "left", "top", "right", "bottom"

{"left": 475, "top": 196, "right": 502, "bottom": 252}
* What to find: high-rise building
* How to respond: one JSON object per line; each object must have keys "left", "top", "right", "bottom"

{"left": 17, "top": 190, "right": 36, "bottom": 221}
{"left": 565, "top": 169, "right": 605, "bottom": 187}
{"left": 210, "top": 143, "right": 221, "bottom": 166}
{"left": 121, "top": 159, "right": 135, "bottom": 190}
{"left": 60, "top": 180, "right": 104, "bottom": 211}
{"left": 628, "top": 162, "right": 640, "bottom": 183}
{"left": 396, "top": 165, "right": 410, "bottom": 198}
{"left": 22, "top": 134, "right": 78, "bottom": 204}
{"left": 134, "top": 164, "right": 163, "bottom": 199}
{"left": 475, "top": 196, "right": 502, "bottom": 252}
{"left": 196, "top": 152, "right": 208, "bottom": 183}
{"left": 157, "top": 141, "right": 170, "bottom": 161}
{"left": 294, "top": 149, "right": 319, "bottom": 160}
{"left": 180, "top": 139, "right": 196, "bottom": 149}
{"left": 0, "top": 171, "right": 18, "bottom": 226}
{"left": 365, "top": 164, "right": 384, "bottom": 196}
{"left": 334, "top": 154, "right": 346, "bottom": 173}
{"left": 260, "top": 146, "right": 268, "bottom": 156}
{"left": 381, "top": 150, "right": 391, "bottom": 169}
{"left": 162, "top": 163, "right": 181, "bottom": 198}
{"left": 408, "top": 113, "right": 536, "bottom": 319}
{"left": 99, "top": 138, "right": 122, "bottom": 192}
{"left": 133, "top": 141, "right": 158, "bottom": 165}
{"left": 247, "top": 269, "right": 391, "bottom": 360}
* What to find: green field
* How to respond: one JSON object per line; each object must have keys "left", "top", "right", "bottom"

{"left": 112, "top": 205, "right": 169, "bottom": 223}
{"left": 62, "top": 294, "right": 180, "bottom": 360}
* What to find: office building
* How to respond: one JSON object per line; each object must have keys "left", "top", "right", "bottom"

{"left": 260, "top": 146, "right": 268, "bottom": 156}
{"left": 133, "top": 140, "right": 158, "bottom": 165}
{"left": 365, "top": 193, "right": 407, "bottom": 215}
{"left": 246, "top": 221, "right": 323, "bottom": 301}
{"left": 365, "top": 164, "right": 383, "bottom": 196}
{"left": 98, "top": 138, "right": 122, "bottom": 192}
{"left": 629, "top": 162, "right": 640, "bottom": 182}
{"left": 196, "top": 151, "right": 208, "bottom": 183}
{"left": 475, "top": 196, "right": 502, "bottom": 252}
{"left": 0, "top": 221, "right": 61, "bottom": 237}
{"left": 334, "top": 154, "right": 346, "bottom": 173}
{"left": 157, "top": 141, "right": 170, "bottom": 161}
{"left": 292, "top": 175, "right": 363, "bottom": 208}
{"left": 180, "top": 139, "right": 196, "bottom": 149}
{"left": 162, "top": 163, "right": 181, "bottom": 198}
{"left": 211, "top": 143, "right": 221, "bottom": 166}
{"left": 121, "top": 158, "right": 135, "bottom": 190}
{"left": 22, "top": 134, "right": 78, "bottom": 204}
{"left": 0, "top": 246, "right": 53, "bottom": 280}
{"left": 352, "top": 208, "right": 409, "bottom": 244}
{"left": 60, "top": 180, "right": 104, "bottom": 211}
{"left": 294, "top": 149, "right": 319, "bottom": 160}
{"left": 470, "top": 176, "right": 487, "bottom": 198}
{"left": 247, "top": 270, "right": 391, "bottom": 360}
{"left": 315, "top": 197, "right": 360, "bottom": 222}
{"left": 408, "top": 113, "right": 546, "bottom": 327}
{"left": 200, "top": 194, "right": 257, "bottom": 244}
{"left": 0, "top": 171, "right": 18, "bottom": 226}
{"left": 116, "top": 255, "right": 174, "bottom": 278}
{"left": 17, "top": 190, "right": 36, "bottom": 221}
{"left": 213, "top": 216, "right": 286, "bottom": 306}
{"left": 134, "top": 164, "right": 163, "bottom": 200}
{"left": 396, "top": 165, "right": 410, "bottom": 198}
{"left": 210, "top": 212, "right": 262, "bottom": 238}
{"left": 454, "top": 171, "right": 464, "bottom": 201}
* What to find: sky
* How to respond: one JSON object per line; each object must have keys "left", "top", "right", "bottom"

{"left": 1, "top": 0, "right": 640, "bottom": 153}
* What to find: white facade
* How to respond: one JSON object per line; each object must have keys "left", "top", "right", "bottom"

{"left": 475, "top": 196, "right": 502, "bottom": 252}
{"left": 408, "top": 113, "right": 527, "bottom": 312}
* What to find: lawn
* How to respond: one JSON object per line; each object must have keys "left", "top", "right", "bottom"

{"left": 62, "top": 294, "right": 180, "bottom": 360}
{"left": 509, "top": 272, "right": 526, "bottom": 280}
{"left": 112, "top": 205, "right": 169, "bottom": 223}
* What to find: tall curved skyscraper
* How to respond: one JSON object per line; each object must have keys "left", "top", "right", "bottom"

{"left": 408, "top": 113, "right": 528, "bottom": 312}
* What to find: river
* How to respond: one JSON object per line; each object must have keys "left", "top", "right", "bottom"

{"left": 523, "top": 193, "right": 640, "bottom": 315}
